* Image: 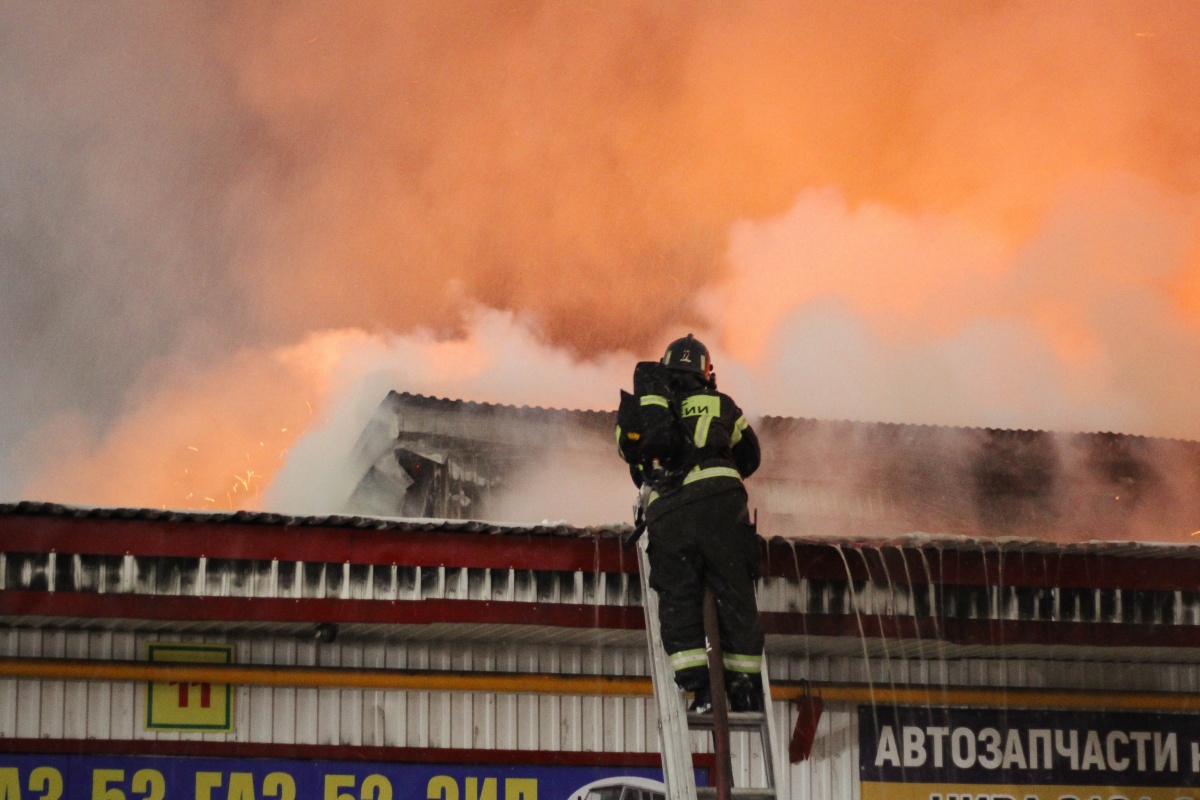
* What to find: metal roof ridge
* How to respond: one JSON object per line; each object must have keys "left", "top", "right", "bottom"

{"left": 388, "top": 390, "right": 615, "bottom": 416}
{"left": 388, "top": 390, "right": 1200, "bottom": 444}
{"left": 755, "top": 414, "right": 1200, "bottom": 444}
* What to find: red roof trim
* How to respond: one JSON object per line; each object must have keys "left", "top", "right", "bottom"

{"left": 0, "top": 514, "right": 637, "bottom": 573}
{"left": 6, "top": 512, "right": 1200, "bottom": 592}
{"left": 0, "top": 590, "right": 645, "bottom": 630}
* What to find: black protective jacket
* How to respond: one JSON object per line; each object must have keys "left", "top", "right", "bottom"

{"left": 641, "top": 375, "right": 760, "bottom": 524}
{"left": 637, "top": 373, "right": 766, "bottom": 679}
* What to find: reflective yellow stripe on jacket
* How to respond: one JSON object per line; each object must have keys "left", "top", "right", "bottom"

{"left": 723, "top": 652, "right": 763, "bottom": 674}
{"left": 683, "top": 465, "right": 741, "bottom": 485}
{"left": 669, "top": 648, "right": 708, "bottom": 672}
{"left": 646, "top": 465, "right": 742, "bottom": 506}
{"left": 693, "top": 414, "right": 713, "bottom": 448}
{"left": 730, "top": 415, "right": 749, "bottom": 446}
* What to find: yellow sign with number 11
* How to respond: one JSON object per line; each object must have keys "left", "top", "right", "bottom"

{"left": 145, "top": 642, "right": 234, "bottom": 732}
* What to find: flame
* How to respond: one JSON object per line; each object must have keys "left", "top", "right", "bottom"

{"left": 21, "top": 331, "right": 373, "bottom": 510}
{"left": 14, "top": 3, "right": 1200, "bottom": 520}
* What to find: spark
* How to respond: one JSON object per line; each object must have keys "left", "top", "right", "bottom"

{"left": 187, "top": 446, "right": 199, "bottom": 452}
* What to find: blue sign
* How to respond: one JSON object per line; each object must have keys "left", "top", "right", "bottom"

{"left": 0, "top": 753, "right": 702, "bottom": 800}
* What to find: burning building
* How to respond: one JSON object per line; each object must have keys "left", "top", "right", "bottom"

{"left": 4, "top": 393, "right": 1200, "bottom": 800}
{"left": 344, "top": 392, "right": 1200, "bottom": 542}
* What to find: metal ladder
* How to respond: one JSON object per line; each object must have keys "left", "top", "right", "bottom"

{"left": 637, "top": 533, "right": 784, "bottom": 800}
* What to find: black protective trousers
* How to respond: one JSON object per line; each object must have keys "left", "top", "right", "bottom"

{"left": 646, "top": 486, "right": 764, "bottom": 686}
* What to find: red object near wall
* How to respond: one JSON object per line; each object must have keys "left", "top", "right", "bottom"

{"left": 789, "top": 694, "right": 824, "bottom": 763}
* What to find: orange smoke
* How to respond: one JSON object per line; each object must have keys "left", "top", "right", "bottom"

{"left": 216, "top": 2, "right": 1200, "bottom": 355}
{"left": 18, "top": 3, "right": 1200, "bottom": 512}
{"left": 20, "top": 331, "right": 372, "bottom": 510}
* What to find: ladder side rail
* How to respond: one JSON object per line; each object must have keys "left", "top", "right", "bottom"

{"left": 757, "top": 650, "right": 785, "bottom": 792}
{"left": 703, "top": 584, "right": 734, "bottom": 800}
{"left": 752, "top": 516, "right": 785, "bottom": 794}
{"left": 638, "top": 533, "right": 699, "bottom": 800}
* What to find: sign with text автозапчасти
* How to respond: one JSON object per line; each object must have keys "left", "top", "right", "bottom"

{"left": 860, "top": 706, "right": 1200, "bottom": 800}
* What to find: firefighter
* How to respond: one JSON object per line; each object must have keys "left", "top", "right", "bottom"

{"left": 637, "top": 334, "right": 765, "bottom": 713}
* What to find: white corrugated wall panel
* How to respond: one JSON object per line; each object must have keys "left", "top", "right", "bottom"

{"left": 0, "top": 630, "right": 666, "bottom": 753}
{"left": 12, "top": 627, "right": 1200, "bottom": 800}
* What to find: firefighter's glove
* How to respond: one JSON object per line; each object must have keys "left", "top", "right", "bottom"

{"left": 622, "top": 519, "right": 646, "bottom": 550}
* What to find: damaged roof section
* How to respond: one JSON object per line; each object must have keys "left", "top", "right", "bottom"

{"left": 344, "top": 392, "right": 1200, "bottom": 542}
{"left": 6, "top": 501, "right": 1200, "bottom": 659}
{"left": 756, "top": 418, "right": 1200, "bottom": 542}
{"left": 342, "top": 392, "right": 617, "bottom": 520}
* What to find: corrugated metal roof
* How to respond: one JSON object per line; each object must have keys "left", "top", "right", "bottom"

{"left": 349, "top": 391, "right": 1200, "bottom": 543}
{"left": 392, "top": 390, "right": 1200, "bottom": 445}
{"left": 758, "top": 412, "right": 1200, "bottom": 444}
{"left": 388, "top": 390, "right": 616, "bottom": 425}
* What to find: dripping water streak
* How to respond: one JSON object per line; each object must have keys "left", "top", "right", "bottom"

{"left": 860, "top": 545, "right": 898, "bottom": 685}
{"left": 994, "top": 540, "right": 1010, "bottom": 710}
{"left": 910, "top": 542, "right": 941, "bottom": 690}
{"left": 863, "top": 543, "right": 908, "bottom": 784}
{"left": 903, "top": 539, "right": 944, "bottom": 759}
{"left": 892, "top": 541, "right": 926, "bottom": 666}
{"left": 924, "top": 541, "right": 950, "bottom": 695}
{"left": 834, "top": 542, "right": 880, "bottom": 739}
{"left": 790, "top": 538, "right": 816, "bottom": 800}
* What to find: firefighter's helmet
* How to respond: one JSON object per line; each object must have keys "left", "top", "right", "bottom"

{"left": 661, "top": 334, "right": 711, "bottom": 378}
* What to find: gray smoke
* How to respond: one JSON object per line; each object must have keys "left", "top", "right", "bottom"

{"left": 0, "top": 3, "right": 272, "bottom": 495}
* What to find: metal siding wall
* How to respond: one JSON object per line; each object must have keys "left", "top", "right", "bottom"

{"left": 0, "top": 629, "right": 661, "bottom": 755}
{"left": 778, "top": 654, "right": 858, "bottom": 800}
{"left": 9, "top": 627, "right": 1200, "bottom": 800}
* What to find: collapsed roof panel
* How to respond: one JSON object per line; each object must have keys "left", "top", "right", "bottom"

{"left": 343, "top": 392, "right": 1200, "bottom": 542}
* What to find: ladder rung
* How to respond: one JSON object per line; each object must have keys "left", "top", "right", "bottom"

{"left": 687, "top": 711, "right": 767, "bottom": 731}
{"left": 696, "top": 788, "right": 776, "bottom": 800}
